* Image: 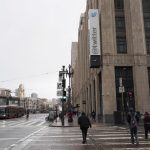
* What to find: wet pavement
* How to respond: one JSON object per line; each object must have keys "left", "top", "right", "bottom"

{"left": 10, "top": 116, "right": 150, "bottom": 150}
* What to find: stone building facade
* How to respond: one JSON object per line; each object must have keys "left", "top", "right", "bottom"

{"left": 71, "top": 0, "right": 150, "bottom": 123}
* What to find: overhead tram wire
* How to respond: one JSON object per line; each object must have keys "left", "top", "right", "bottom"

{"left": 0, "top": 71, "right": 58, "bottom": 83}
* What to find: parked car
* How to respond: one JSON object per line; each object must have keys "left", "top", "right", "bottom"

{"left": 45, "top": 110, "right": 56, "bottom": 121}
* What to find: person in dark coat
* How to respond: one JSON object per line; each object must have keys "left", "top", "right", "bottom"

{"left": 143, "top": 112, "right": 150, "bottom": 139}
{"left": 78, "top": 112, "right": 91, "bottom": 144}
{"left": 91, "top": 110, "right": 96, "bottom": 121}
{"left": 26, "top": 109, "right": 29, "bottom": 119}
{"left": 127, "top": 108, "right": 139, "bottom": 145}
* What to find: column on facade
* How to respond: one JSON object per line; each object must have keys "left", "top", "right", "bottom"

{"left": 100, "top": 0, "right": 116, "bottom": 123}
{"left": 102, "top": 66, "right": 116, "bottom": 123}
{"left": 125, "top": 0, "right": 150, "bottom": 113}
{"left": 85, "top": 87, "right": 88, "bottom": 115}
{"left": 94, "top": 74, "right": 100, "bottom": 121}
{"left": 134, "top": 66, "right": 150, "bottom": 112}
{"left": 90, "top": 79, "right": 94, "bottom": 113}
{"left": 88, "top": 84, "right": 92, "bottom": 114}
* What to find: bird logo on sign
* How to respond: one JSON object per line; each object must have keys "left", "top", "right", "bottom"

{"left": 91, "top": 11, "right": 97, "bottom": 17}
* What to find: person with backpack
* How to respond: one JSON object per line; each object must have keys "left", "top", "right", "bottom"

{"left": 143, "top": 112, "right": 150, "bottom": 139}
{"left": 127, "top": 108, "right": 139, "bottom": 145}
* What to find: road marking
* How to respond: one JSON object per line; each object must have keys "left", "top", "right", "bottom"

{"left": 96, "top": 137, "right": 143, "bottom": 140}
{"left": 35, "top": 121, "right": 46, "bottom": 126}
{"left": 0, "top": 138, "right": 19, "bottom": 141}
{"left": 7, "top": 126, "right": 47, "bottom": 150}
{"left": 112, "top": 148, "right": 150, "bottom": 150}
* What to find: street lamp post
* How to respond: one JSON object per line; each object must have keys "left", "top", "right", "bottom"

{"left": 58, "top": 65, "right": 73, "bottom": 126}
{"left": 55, "top": 104, "right": 58, "bottom": 122}
{"left": 119, "top": 67, "right": 126, "bottom": 123}
{"left": 119, "top": 77, "right": 125, "bottom": 122}
{"left": 61, "top": 66, "right": 66, "bottom": 126}
{"left": 66, "top": 64, "right": 73, "bottom": 111}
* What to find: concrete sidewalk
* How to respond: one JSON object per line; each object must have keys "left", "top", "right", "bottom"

{"left": 50, "top": 115, "right": 79, "bottom": 127}
{"left": 50, "top": 115, "right": 106, "bottom": 128}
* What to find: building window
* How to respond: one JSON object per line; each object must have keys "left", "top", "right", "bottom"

{"left": 144, "top": 18, "right": 150, "bottom": 30}
{"left": 117, "top": 37, "right": 127, "bottom": 53}
{"left": 142, "top": 0, "right": 150, "bottom": 12}
{"left": 114, "top": 0, "right": 124, "bottom": 10}
{"left": 115, "top": 67, "right": 134, "bottom": 112}
{"left": 116, "top": 17, "right": 125, "bottom": 32}
{"left": 146, "top": 37, "right": 150, "bottom": 54}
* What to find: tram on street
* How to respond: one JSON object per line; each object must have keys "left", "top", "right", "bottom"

{"left": 0, "top": 105, "right": 25, "bottom": 119}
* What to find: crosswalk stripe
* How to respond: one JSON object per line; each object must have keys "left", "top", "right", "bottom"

{"left": 88, "top": 126, "right": 150, "bottom": 149}
{"left": 0, "top": 120, "right": 47, "bottom": 127}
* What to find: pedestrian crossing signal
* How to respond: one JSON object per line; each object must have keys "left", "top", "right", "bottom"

{"left": 61, "top": 97, "right": 66, "bottom": 102}
{"left": 62, "top": 79, "right": 66, "bottom": 88}
{"left": 63, "top": 91, "right": 66, "bottom": 96}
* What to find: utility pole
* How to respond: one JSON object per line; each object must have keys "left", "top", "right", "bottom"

{"left": 66, "top": 64, "right": 73, "bottom": 111}
{"left": 61, "top": 66, "right": 66, "bottom": 126}
{"left": 58, "top": 65, "right": 73, "bottom": 126}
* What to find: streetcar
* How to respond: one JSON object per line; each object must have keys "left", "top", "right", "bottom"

{"left": 0, "top": 105, "right": 25, "bottom": 119}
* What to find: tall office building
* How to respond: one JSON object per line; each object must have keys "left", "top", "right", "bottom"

{"left": 71, "top": 0, "right": 150, "bottom": 123}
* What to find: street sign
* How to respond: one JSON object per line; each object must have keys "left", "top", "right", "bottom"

{"left": 59, "top": 73, "right": 63, "bottom": 82}
{"left": 119, "top": 86, "right": 125, "bottom": 93}
{"left": 119, "top": 77, "right": 123, "bottom": 87}
{"left": 57, "top": 90, "right": 63, "bottom": 96}
{"left": 57, "top": 82, "right": 62, "bottom": 89}
{"left": 59, "top": 71, "right": 66, "bottom": 74}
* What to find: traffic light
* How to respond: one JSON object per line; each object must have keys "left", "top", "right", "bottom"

{"left": 62, "top": 79, "right": 66, "bottom": 88}
{"left": 63, "top": 90, "right": 66, "bottom": 96}
{"left": 61, "top": 97, "right": 66, "bottom": 102}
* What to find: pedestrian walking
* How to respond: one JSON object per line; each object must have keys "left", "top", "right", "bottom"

{"left": 67, "top": 111, "right": 73, "bottom": 122}
{"left": 26, "top": 109, "right": 29, "bottom": 119}
{"left": 91, "top": 110, "right": 96, "bottom": 121}
{"left": 143, "top": 112, "right": 150, "bottom": 139}
{"left": 127, "top": 108, "right": 139, "bottom": 145}
{"left": 78, "top": 112, "right": 91, "bottom": 144}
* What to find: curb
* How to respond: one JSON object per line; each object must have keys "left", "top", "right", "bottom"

{"left": 49, "top": 125, "right": 79, "bottom": 127}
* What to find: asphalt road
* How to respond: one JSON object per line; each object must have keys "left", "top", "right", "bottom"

{"left": 0, "top": 115, "right": 150, "bottom": 150}
{"left": 0, "top": 113, "right": 49, "bottom": 150}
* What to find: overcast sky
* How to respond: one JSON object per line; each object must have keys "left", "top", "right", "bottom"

{"left": 0, "top": 0, "right": 86, "bottom": 99}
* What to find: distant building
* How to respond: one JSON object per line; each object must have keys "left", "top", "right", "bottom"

{"left": 23, "top": 97, "right": 49, "bottom": 113}
{"left": 16, "top": 84, "right": 25, "bottom": 98}
{"left": 0, "top": 88, "right": 11, "bottom": 97}
{"left": 71, "top": 42, "right": 78, "bottom": 69}
{"left": 71, "top": 42, "right": 79, "bottom": 107}
{"left": 31, "top": 93, "right": 38, "bottom": 98}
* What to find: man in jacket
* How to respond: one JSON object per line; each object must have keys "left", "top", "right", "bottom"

{"left": 127, "top": 108, "right": 139, "bottom": 145}
{"left": 143, "top": 112, "right": 150, "bottom": 139}
{"left": 78, "top": 112, "right": 91, "bottom": 144}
